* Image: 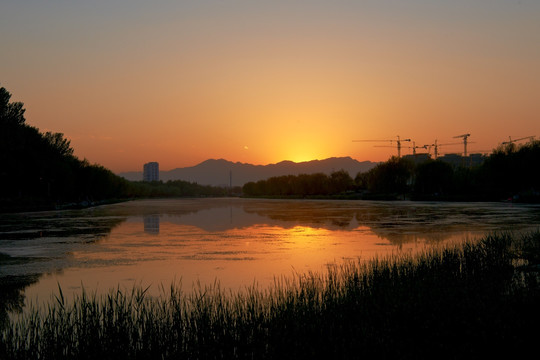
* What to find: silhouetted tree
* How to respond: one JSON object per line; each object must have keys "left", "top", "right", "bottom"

{"left": 0, "top": 86, "right": 135, "bottom": 210}
{"left": 0, "top": 87, "right": 26, "bottom": 125}
{"left": 242, "top": 171, "right": 355, "bottom": 197}
{"left": 242, "top": 181, "right": 258, "bottom": 196}
{"left": 329, "top": 170, "right": 354, "bottom": 194}
{"left": 413, "top": 160, "right": 454, "bottom": 196}
{"left": 306, "top": 173, "right": 330, "bottom": 195}
{"left": 364, "top": 157, "right": 414, "bottom": 195}
{"left": 478, "top": 140, "right": 540, "bottom": 200}
{"left": 354, "top": 171, "right": 369, "bottom": 191}
{"left": 43, "top": 131, "right": 74, "bottom": 157}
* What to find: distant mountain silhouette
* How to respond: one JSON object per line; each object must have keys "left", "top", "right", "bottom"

{"left": 119, "top": 157, "right": 377, "bottom": 186}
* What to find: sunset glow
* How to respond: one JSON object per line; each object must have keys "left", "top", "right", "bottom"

{"left": 2, "top": 1, "right": 539, "bottom": 172}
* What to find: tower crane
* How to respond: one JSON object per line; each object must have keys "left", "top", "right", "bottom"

{"left": 431, "top": 140, "right": 439, "bottom": 159}
{"left": 453, "top": 133, "right": 471, "bottom": 157}
{"left": 423, "top": 140, "right": 438, "bottom": 158}
{"left": 502, "top": 136, "right": 535, "bottom": 145}
{"left": 428, "top": 140, "right": 460, "bottom": 159}
{"left": 427, "top": 139, "right": 476, "bottom": 158}
{"left": 353, "top": 136, "right": 411, "bottom": 158}
{"left": 401, "top": 141, "right": 428, "bottom": 156}
{"left": 409, "top": 142, "right": 429, "bottom": 156}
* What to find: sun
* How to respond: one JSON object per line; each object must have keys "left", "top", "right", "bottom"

{"left": 283, "top": 147, "right": 319, "bottom": 163}
{"left": 288, "top": 154, "right": 316, "bottom": 163}
{"left": 279, "top": 141, "right": 323, "bottom": 163}
{"left": 270, "top": 128, "right": 337, "bottom": 164}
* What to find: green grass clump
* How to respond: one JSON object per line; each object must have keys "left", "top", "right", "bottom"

{"left": 2, "top": 232, "right": 540, "bottom": 359}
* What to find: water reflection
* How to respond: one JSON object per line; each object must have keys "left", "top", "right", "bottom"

{"left": 0, "top": 274, "right": 39, "bottom": 328}
{"left": 0, "top": 210, "right": 124, "bottom": 325}
{"left": 1, "top": 198, "right": 539, "bottom": 311}
{"left": 144, "top": 215, "right": 160, "bottom": 234}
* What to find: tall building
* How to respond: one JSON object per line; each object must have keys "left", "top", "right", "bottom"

{"left": 143, "top": 162, "right": 159, "bottom": 182}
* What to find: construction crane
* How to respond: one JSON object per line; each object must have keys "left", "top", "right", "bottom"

{"left": 353, "top": 136, "right": 411, "bottom": 158}
{"left": 502, "top": 136, "right": 535, "bottom": 145}
{"left": 428, "top": 140, "right": 461, "bottom": 159}
{"left": 425, "top": 140, "right": 438, "bottom": 158}
{"left": 431, "top": 140, "right": 440, "bottom": 159}
{"left": 453, "top": 133, "right": 471, "bottom": 157}
{"left": 426, "top": 139, "right": 478, "bottom": 158}
{"left": 410, "top": 142, "right": 430, "bottom": 156}
{"left": 400, "top": 141, "right": 429, "bottom": 156}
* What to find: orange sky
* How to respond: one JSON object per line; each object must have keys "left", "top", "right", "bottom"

{"left": 2, "top": 1, "right": 539, "bottom": 173}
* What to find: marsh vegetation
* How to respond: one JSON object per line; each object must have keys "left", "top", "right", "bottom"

{"left": 2, "top": 232, "right": 539, "bottom": 359}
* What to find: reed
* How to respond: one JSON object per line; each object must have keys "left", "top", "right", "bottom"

{"left": 2, "top": 232, "right": 539, "bottom": 359}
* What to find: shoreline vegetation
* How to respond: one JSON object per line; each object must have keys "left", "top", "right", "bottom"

{"left": 0, "top": 86, "right": 241, "bottom": 214}
{"left": 241, "top": 141, "right": 540, "bottom": 203}
{"left": 2, "top": 231, "right": 539, "bottom": 359}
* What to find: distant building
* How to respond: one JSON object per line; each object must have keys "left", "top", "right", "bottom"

{"left": 438, "top": 154, "right": 464, "bottom": 167}
{"left": 402, "top": 153, "right": 431, "bottom": 165}
{"left": 469, "top": 153, "right": 486, "bottom": 167}
{"left": 143, "top": 162, "right": 159, "bottom": 182}
{"left": 438, "top": 153, "right": 486, "bottom": 167}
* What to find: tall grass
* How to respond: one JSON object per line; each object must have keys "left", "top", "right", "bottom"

{"left": 2, "top": 232, "right": 539, "bottom": 359}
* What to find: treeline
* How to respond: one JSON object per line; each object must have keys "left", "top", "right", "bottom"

{"left": 127, "top": 181, "right": 241, "bottom": 198}
{"left": 478, "top": 142, "right": 540, "bottom": 201}
{"left": 244, "top": 141, "right": 540, "bottom": 202}
{"left": 0, "top": 86, "right": 234, "bottom": 212}
{"left": 243, "top": 170, "right": 354, "bottom": 197}
{"left": 0, "top": 87, "right": 125, "bottom": 211}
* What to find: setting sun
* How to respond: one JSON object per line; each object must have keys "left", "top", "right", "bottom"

{"left": 284, "top": 144, "right": 323, "bottom": 163}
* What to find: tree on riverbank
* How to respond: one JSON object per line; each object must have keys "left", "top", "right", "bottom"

{"left": 0, "top": 86, "right": 234, "bottom": 212}
{"left": 243, "top": 170, "right": 355, "bottom": 197}
{"left": 359, "top": 156, "right": 414, "bottom": 195}
{"left": 477, "top": 142, "right": 540, "bottom": 201}
{"left": 358, "top": 143, "right": 540, "bottom": 201}
{"left": 0, "top": 86, "right": 130, "bottom": 211}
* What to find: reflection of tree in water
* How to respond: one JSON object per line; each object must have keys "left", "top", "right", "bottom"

{"left": 242, "top": 201, "right": 357, "bottom": 231}
{"left": 0, "top": 212, "right": 126, "bottom": 241}
{"left": 0, "top": 213, "right": 126, "bottom": 319}
{"left": 241, "top": 201, "right": 538, "bottom": 246}
{"left": 352, "top": 208, "right": 455, "bottom": 245}
{"left": 354, "top": 204, "right": 540, "bottom": 245}
{"left": 243, "top": 202, "right": 428, "bottom": 236}
{"left": 0, "top": 274, "right": 40, "bottom": 329}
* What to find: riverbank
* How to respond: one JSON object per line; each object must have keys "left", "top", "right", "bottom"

{"left": 242, "top": 192, "right": 540, "bottom": 202}
{"left": 2, "top": 231, "right": 539, "bottom": 359}
{"left": 0, "top": 198, "right": 132, "bottom": 214}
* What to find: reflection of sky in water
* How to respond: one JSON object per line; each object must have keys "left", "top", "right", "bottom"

{"left": 1, "top": 198, "right": 540, "bottom": 307}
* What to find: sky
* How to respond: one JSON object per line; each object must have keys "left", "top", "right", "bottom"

{"left": 2, "top": 0, "right": 539, "bottom": 173}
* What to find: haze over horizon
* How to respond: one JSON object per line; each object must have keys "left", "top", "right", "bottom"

{"left": 2, "top": 1, "right": 539, "bottom": 173}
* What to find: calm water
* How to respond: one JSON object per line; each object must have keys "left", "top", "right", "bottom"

{"left": 1, "top": 198, "right": 539, "bottom": 311}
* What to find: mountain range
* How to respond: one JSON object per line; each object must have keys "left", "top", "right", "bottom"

{"left": 119, "top": 157, "right": 377, "bottom": 187}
